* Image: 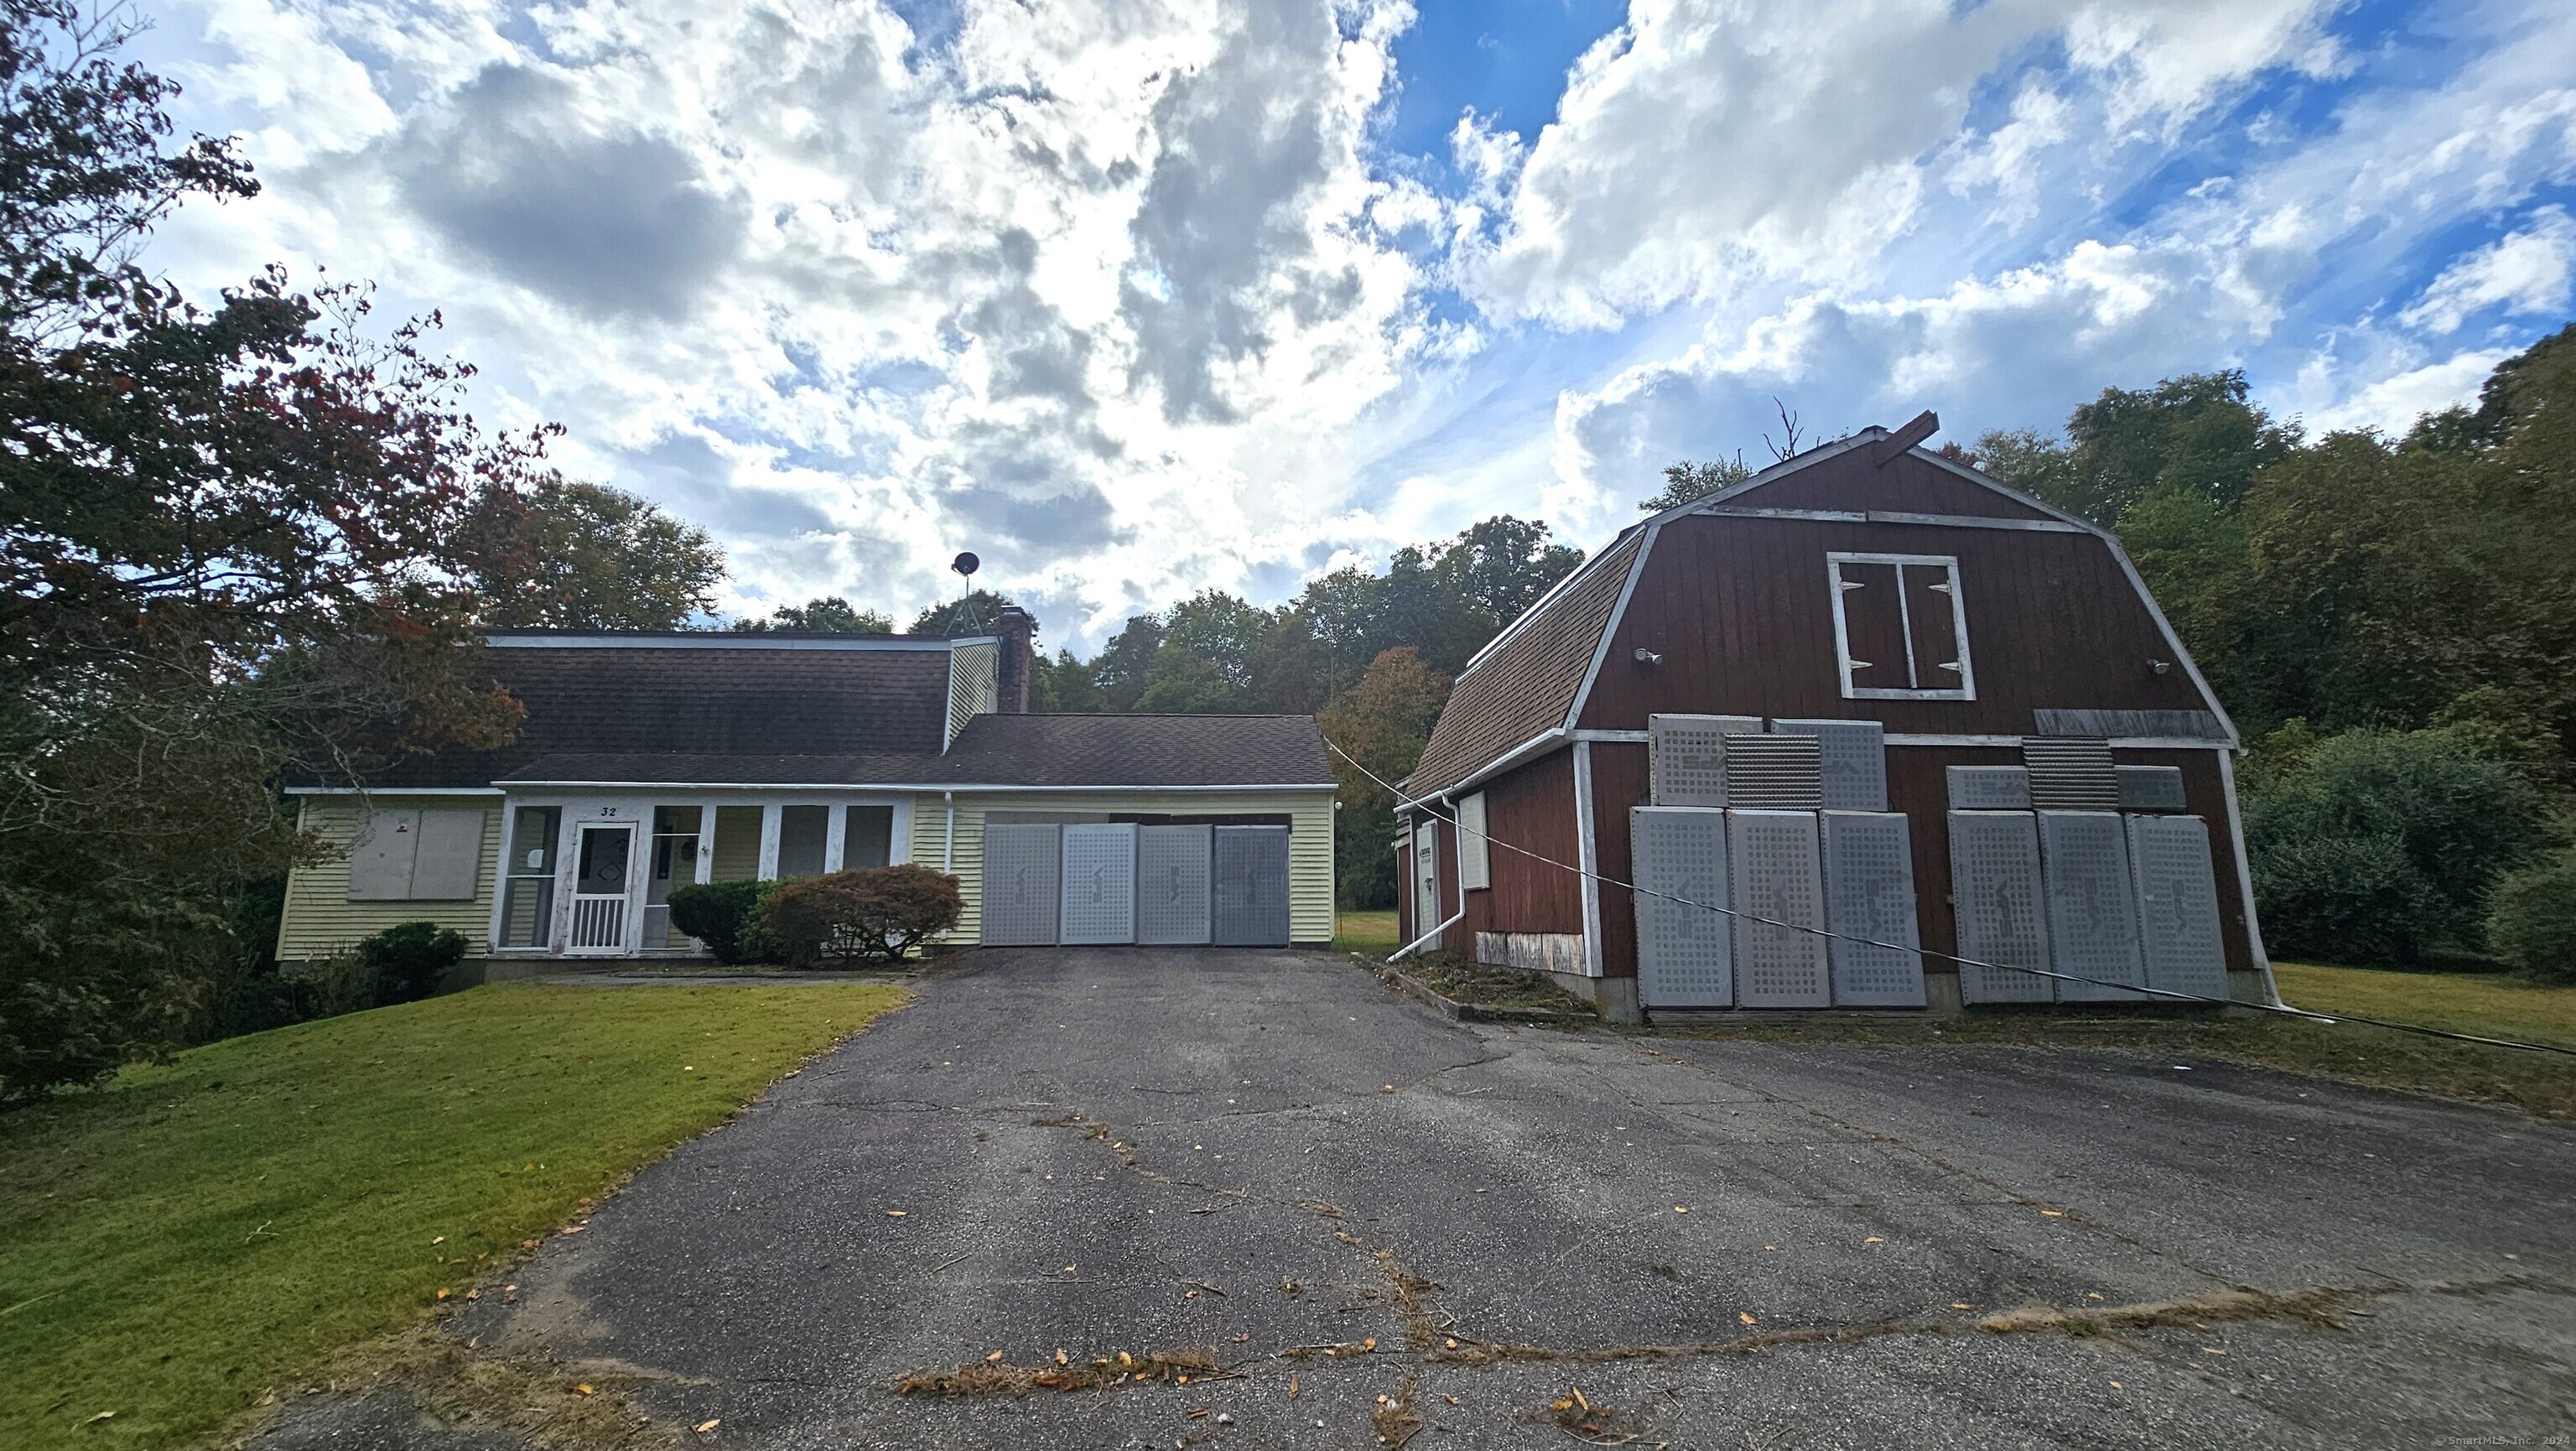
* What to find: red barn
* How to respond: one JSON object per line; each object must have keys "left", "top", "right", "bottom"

{"left": 1394, "top": 419, "right": 2273, "bottom": 1023}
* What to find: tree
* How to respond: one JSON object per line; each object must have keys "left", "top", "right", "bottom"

{"left": 1317, "top": 647, "right": 1451, "bottom": 908}
{"left": 1030, "top": 648, "right": 1105, "bottom": 711}
{"left": 908, "top": 588, "right": 1020, "bottom": 637}
{"left": 1639, "top": 455, "right": 1752, "bottom": 512}
{"left": 1089, "top": 614, "right": 1165, "bottom": 711}
{"left": 733, "top": 595, "right": 894, "bottom": 633}
{"left": 475, "top": 479, "right": 724, "bottom": 630}
{"left": 1979, "top": 371, "right": 2299, "bottom": 528}
{"left": 1434, "top": 516, "right": 1586, "bottom": 627}
{"left": 0, "top": 3, "right": 545, "bottom": 1100}
{"left": 1137, "top": 590, "right": 1278, "bottom": 713}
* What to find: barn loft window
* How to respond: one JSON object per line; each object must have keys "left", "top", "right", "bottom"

{"left": 1457, "top": 793, "right": 1492, "bottom": 891}
{"left": 1826, "top": 553, "right": 1976, "bottom": 701}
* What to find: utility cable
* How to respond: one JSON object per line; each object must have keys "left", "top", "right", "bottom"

{"left": 1325, "top": 737, "right": 2576, "bottom": 1058}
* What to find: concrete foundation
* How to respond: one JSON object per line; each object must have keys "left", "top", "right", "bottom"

{"left": 1541, "top": 969, "right": 1643, "bottom": 1025}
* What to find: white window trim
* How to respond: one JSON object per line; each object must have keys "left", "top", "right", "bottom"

{"left": 1826, "top": 551, "right": 1976, "bottom": 702}
{"left": 1457, "top": 792, "right": 1492, "bottom": 892}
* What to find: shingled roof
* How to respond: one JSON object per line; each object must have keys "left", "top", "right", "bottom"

{"left": 486, "top": 716, "right": 1332, "bottom": 790}
{"left": 1402, "top": 530, "right": 1643, "bottom": 797}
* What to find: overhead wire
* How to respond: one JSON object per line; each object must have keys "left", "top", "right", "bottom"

{"left": 1325, "top": 737, "right": 2576, "bottom": 1058}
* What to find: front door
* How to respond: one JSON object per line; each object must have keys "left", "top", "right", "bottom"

{"left": 569, "top": 824, "right": 636, "bottom": 954}
{"left": 1413, "top": 820, "right": 1440, "bottom": 944}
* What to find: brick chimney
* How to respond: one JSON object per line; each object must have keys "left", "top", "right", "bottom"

{"left": 995, "top": 605, "right": 1034, "bottom": 714}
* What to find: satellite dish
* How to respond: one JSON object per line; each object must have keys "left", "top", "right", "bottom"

{"left": 951, "top": 551, "right": 980, "bottom": 579}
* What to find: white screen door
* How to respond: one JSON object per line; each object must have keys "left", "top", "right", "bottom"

{"left": 568, "top": 824, "right": 636, "bottom": 954}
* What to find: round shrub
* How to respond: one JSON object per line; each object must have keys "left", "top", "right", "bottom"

{"left": 2488, "top": 855, "right": 2576, "bottom": 985}
{"left": 761, "top": 864, "right": 963, "bottom": 966}
{"left": 358, "top": 922, "right": 468, "bottom": 1005}
{"left": 667, "top": 880, "right": 770, "bottom": 964}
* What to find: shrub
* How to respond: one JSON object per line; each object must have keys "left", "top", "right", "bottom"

{"left": 2488, "top": 855, "right": 2576, "bottom": 985}
{"left": 761, "top": 865, "right": 963, "bottom": 966}
{"left": 358, "top": 922, "right": 468, "bottom": 1005}
{"left": 279, "top": 950, "right": 375, "bottom": 1018}
{"left": 2243, "top": 723, "right": 2555, "bottom": 965}
{"left": 667, "top": 881, "right": 776, "bottom": 964}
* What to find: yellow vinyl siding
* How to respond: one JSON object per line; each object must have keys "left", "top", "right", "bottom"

{"left": 276, "top": 797, "right": 504, "bottom": 960}
{"left": 910, "top": 789, "right": 1336, "bottom": 945}
{"left": 709, "top": 806, "right": 762, "bottom": 882}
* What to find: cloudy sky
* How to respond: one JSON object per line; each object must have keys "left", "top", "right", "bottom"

{"left": 136, "top": 0, "right": 2576, "bottom": 649}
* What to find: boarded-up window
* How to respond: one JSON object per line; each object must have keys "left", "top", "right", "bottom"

{"left": 1457, "top": 793, "right": 1491, "bottom": 891}
{"left": 1827, "top": 554, "right": 1973, "bottom": 700}
{"left": 347, "top": 809, "right": 487, "bottom": 902}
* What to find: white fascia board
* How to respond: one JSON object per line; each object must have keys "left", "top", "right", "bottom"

{"left": 1562, "top": 521, "right": 1662, "bottom": 736}
{"left": 484, "top": 634, "right": 985, "bottom": 653}
{"left": 1877, "top": 733, "right": 2231, "bottom": 749}
{"left": 1699, "top": 505, "right": 2086, "bottom": 533}
{"left": 1395, "top": 727, "right": 1565, "bottom": 812}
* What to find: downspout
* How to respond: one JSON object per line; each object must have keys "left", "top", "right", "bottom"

{"left": 1389, "top": 793, "right": 1462, "bottom": 962}
{"left": 942, "top": 790, "right": 956, "bottom": 873}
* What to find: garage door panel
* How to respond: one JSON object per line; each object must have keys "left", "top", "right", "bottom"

{"left": 2040, "top": 810, "right": 2148, "bottom": 1001}
{"left": 1950, "top": 811, "right": 2054, "bottom": 1002}
{"left": 1060, "top": 824, "right": 1137, "bottom": 944}
{"left": 2130, "top": 814, "right": 2230, "bottom": 1001}
{"left": 1821, "top": 811, "right": 1924, "bottom": 1007}
{"left": 980, "top": 824, "right": 1061, "bottom": 946}
{"left": 1729, "top": 809, "right": 1831, "bottom": 1008}
{"left": 1136, "top": 824, "right": 1213, "bottom": 945}
{"left": 1213, "top": 825, "right": 1291, "bottom": 946}
{"left": 1632, "top": 806, "right": 1731, "bottom": 1008}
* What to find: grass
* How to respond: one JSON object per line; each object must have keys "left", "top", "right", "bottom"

{"left": 1333, "top": 908, "right": 1402, "bottom": 956}
{"left": 0, "top": 981, "right": 906, "bottom": 1451}
{"left": 1657, "top": 962, "right": 2576, "bottom": 1118}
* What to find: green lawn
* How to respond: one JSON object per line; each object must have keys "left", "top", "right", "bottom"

{"left": 1333, "top": 908, "right": 1401, "bottom": 956}
{"left": 2272, "top": 960, "right": 2576, "bottom": 1048}
{"left": 0, "top": 981, "right": 906, "bottom": 1451}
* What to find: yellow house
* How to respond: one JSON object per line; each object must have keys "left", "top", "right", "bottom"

{"left": 277, "top": 611, "right": 1335, "bottom": 964}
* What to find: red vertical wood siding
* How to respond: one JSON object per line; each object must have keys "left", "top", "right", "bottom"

{"left": 1581, "top": 513, "right": 2216, "bottom": 733}
{"left": 1727, "top": 447, "right": 2058, "bottom": 518}
{"left": 1457, "top": 748, "right": 1584, "bottom": 945}
{"left": 1588, "top": 742, "right": 1649, "bottom": 979}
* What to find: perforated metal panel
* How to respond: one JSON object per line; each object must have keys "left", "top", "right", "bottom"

{"left": 1059, "top": 824, "right": 1137, "bottom": 944}
{"left": 1212, "top": 825, "right": 1291, "bottom": 946}
{"left": 1135, "top": 824, "right": 1213, "bottom": 945}
{"left": 1820, "top": 812, "right": 1924, "bottom": 1006}
{"left": 2038, "top": 811, "right": 2147, "bottom": 1001}
{"left": 1948, "top": 812, "right": 2054, "bottom": 1002}
{"left": 1721, "top": 734, "right": 1824, "bottom": 810}
{"left": 1648, "top": 714, "right": 1760, "bottom": 806}
{"left": 1630, "top": 807, "right": 1731, "bottom": 1007}
{"left": 1728, "top": 810, "right": 1831, "bottom": 1008}
{"left": 2024, "top": 737, "right": 2121, "bottom": 809}
{"left": 2116, "top": 765, "right": 2188, "bottom": 810}
{"left": 2129, "top": 814, "right": 2231, "bottom": 1001}
{"left": 1770, "top": 720, "right": 1888, "bottom": 811}
{"left": 979, "top": 824, "right": 1062, "bottom": 945}
{"left": 1946, "top": 766, "right": 2033, "bottom": 810}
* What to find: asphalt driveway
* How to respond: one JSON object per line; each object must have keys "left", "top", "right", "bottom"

{"left": 262, "top": 948, "right": 2573, "bottom": 1449}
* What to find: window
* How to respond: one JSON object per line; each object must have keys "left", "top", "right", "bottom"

{"left": 1457, "top": 793, "right": 1492, "bottom": 891}
{"left": 777, "top": 805, "right": 830, "bottom": 878}
{"left": 1826, "top": 553, "right": 1974, "bottom": 700}
{"left": 498, "top": 806, "right": 560, "bottom": 947}
{"left": 846, "top": 805, "right": 895, "bottom": 869}
{"left": 347, "top": 809, "right": 488, "bottom": 902}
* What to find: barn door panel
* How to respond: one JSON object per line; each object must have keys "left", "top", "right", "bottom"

{"left": 980, "top": 824, "right": 1062, "bottom": 945}
{"left": 1059, "top": 824, "right": 1138, "bottom": 944}
{"left": 1136, "top": 824, "right": 1213, "bottom": 945}
{"left": 1903, "top": 561, "right": 1967, "bottom": 693}
{"left": 1630, "top": 807, "right": 1731, "bottom": 1008}
{"left": 1770, "top": 720, "right": 1888, "bottom": 812}
{"left": 1949, "top": 812, "right": 2054, "bottom": 1002}
{"left": 1728, "top": 809, "right": 1831, "bottom": 1008}
{"left": 2038, "top": 811, "right": 2148, "bottom": 1001}
{"left": 1212, "top": 825, "right": 1291, "bottom": 946}
{"left": 1820, "top": 811, "right": 1924, "bottom": 1006}
{"left": 1647, "top": 714, "right": 1760, "bottom": 807}
{"left": 2129, "top": 814, "right": 2231, "bottom": 1001}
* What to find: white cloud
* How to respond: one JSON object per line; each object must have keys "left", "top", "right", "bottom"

{"left": 2399, "top": 206, "right": 2576, "bottom": 334}
{"left": 2294, "top": 347, "right": 2509, "bottom": 435}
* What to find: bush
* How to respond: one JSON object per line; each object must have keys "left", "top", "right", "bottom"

{"left": 2488, "top": 855, "right": 2576, "bottom": 985}
{"left": 2243, "top": 724, "right": 2556, "bottom": 965}
{"left": 280, "top": 950, "right": 376, "bottom": 1018}
{"left": 358, "top": 922, "right": 468, "bottom": 1005}
{"left": 667, "top": 881, "right": 781, "bottom": 964}
{"left": 761, "top": 865, "right": 963, "bottom": 966}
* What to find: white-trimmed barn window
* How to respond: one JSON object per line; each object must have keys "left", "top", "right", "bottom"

{"left": 1826, "top": 553, "right": 1975, "bottom": 701}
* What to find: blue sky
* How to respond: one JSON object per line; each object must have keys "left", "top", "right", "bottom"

{"left": 135, "top": 0, "right": 2576, "bottom": 650}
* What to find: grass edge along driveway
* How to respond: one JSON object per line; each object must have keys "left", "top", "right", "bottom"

{"left": 0, "top": 980, "right": 907, "bottom": 1451}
